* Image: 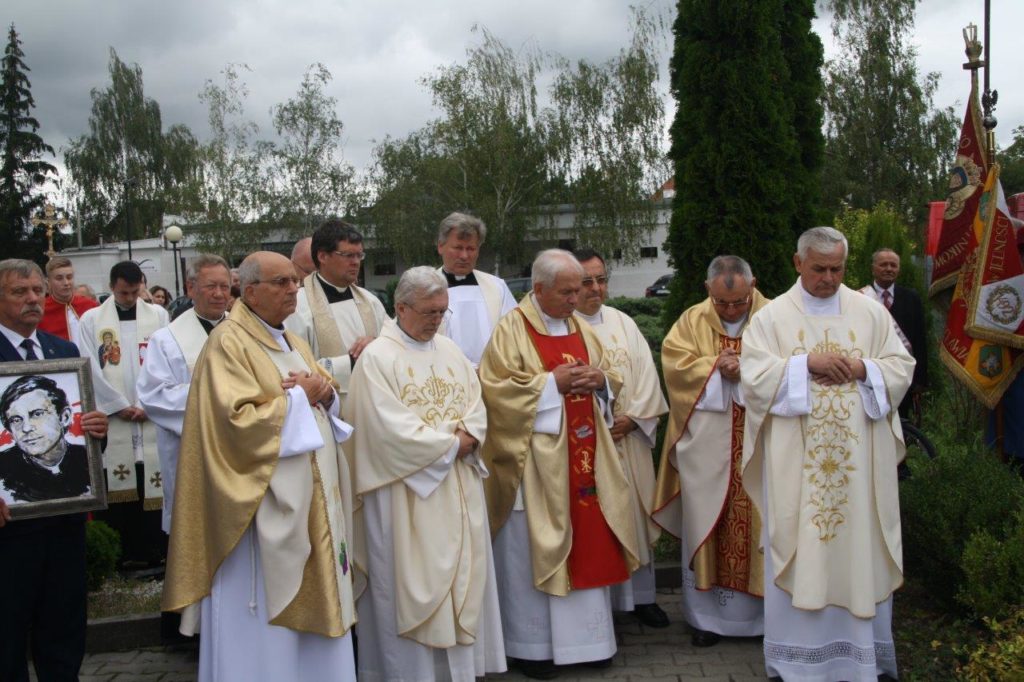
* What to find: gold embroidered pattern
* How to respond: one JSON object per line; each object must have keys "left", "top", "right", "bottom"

{"left": 399, "top": 364, "right": 468, "bottom": 428}
{"left": 794, "top": 328, "right": 863, "bottom": 542}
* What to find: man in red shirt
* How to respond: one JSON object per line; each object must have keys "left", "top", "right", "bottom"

{"left": 39, "top": 257, "right": 97, "bottom": 345}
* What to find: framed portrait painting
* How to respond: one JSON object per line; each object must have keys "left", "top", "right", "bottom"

{"left": 0, "top": 357, "right": 106, "bottom": 520}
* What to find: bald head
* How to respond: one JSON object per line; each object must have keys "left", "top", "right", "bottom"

{"left": 290, "top": 237, "right": 314, "bottom": 280}
{"left": 239, "top": 251, "right": 301, "bottom": 326}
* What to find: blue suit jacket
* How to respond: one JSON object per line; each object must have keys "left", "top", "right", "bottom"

{"left": 0, "top": 328, "right": 85, "bottom": 538}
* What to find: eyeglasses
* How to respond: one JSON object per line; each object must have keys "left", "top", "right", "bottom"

{"left": 407, "top": 306, "right": 452, "bottom": 321}
{"left": 711, "top": 295, "right": 751, "bottom": 309}
{"left": 581, "top": 276, "right": 609, "bottom": 287}
{"left": 256, "top": 276, "right": 301, "bottom": 288}
{"left": 333, "top": 251, "right": 366, "bottom": 261}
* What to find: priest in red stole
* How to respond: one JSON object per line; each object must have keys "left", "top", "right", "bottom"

{"left": 479, "top": 249, "right": 639, "bottom": 678}
{"left": 39, "top": 257, "right": 97, "bottom": 345}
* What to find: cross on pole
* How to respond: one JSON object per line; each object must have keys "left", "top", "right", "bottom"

{"left": 30, "top": 203, "right": 69, "bottom": 259}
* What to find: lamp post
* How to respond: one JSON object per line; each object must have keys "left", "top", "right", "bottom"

{"left": 165, "top": 225, "right": 183, "bottom": 298}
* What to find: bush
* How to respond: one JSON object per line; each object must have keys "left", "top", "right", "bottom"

{"left": 958, "top": 608, "right": 1024, "bottom": 681}
{"left": 899, "top": 433, "right": 1024, "bottom": 610}
{"left": 605, "top": 296, "right": 664, "bottom": 320}
{"left": 85, "top": 520, "right": 122, "bottom": 592}
{"left": 957, "top": 511, "right": 1024, "bottom": 621}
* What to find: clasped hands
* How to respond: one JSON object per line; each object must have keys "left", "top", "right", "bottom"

{"left": 718, "top": 348, "right": 740, "bottom": 382}
{"left": 454, "top": 429, "right": 478, "bottom": 458}
{"left": 808, "top": 352, "right": 866, "bottom": 386}
{"left": 552, "top": 359, "right": 605, "bottom": 395}
{"left": 282, "top": 370, "right": 334, "bottom": 408}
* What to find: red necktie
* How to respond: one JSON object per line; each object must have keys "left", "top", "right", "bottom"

{"left": 881, "top": 290, "right": 892, "bottom": 309}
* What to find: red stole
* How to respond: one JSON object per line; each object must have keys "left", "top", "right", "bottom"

{"left": 519, "top": 310, "right": 629, "bottom": 589}
{"left": 39, "top": 295, "right": 98, "bottom": 341}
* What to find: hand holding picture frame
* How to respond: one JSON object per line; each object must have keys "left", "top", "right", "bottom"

{"left": 0, "top": 357, "right": 107, "bottom": 520}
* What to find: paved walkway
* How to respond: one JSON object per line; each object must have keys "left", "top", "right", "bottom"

{"left": 60, "top": 589, "right": 767, "bottom": 681}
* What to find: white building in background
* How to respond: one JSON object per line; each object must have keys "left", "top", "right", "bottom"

{"left": 58, "top": 193, "right": 677, "bottom": 300}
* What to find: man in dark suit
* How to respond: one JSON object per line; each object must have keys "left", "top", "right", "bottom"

{"left": 0, "top": 259, "right": 108, "bottom": 682}
{"left": 859, "top": 248, "right": 929, "bottom": 418}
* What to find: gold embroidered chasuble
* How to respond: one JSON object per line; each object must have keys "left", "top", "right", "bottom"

{"left": 347, "top": 320, "right": 489, "bottom": 648}
{"left": 653, "top": 291, "right": 769, "bottom": 595}
{"left": 478, "top": 295, "right": 639, "bottom": 597}
{"left": 741, "top": 283, "right": 914, "bottom": 617}
{"left": 577, "top": 305, "right": 668, "bottom": 564}
{"left": 162, "top": 299, "right": 355, "bottom": 637}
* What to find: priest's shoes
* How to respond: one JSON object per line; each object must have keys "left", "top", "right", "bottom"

{"left": 634, "top": 602, "right": 670, "bottom": 628}
{"left": 690, "top": 628, "right": 722, "bottom": 647}
{"left": 511, "top": 658, "right": 559, "bottom": 680}
{"left": 580, "top": 657, "right": 614, "bottom": 668}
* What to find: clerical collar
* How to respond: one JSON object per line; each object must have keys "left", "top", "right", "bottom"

{"left": 532, "top": 295, "right": 571, "bottom": 334}
{"left": 395, "top": 322, "right": 434, "bottom": 351}
{"left": 115, "top": 303, "right": 136, "bottom": 321}
{"left": 316, "top": 273, "right": 354, "bottom": 303}
{"left": 443, "top": 270, "right": 478, "bottom": 287}
{"left": 799, "top": 283, "right": 841, "bottom": 315}
{"left": 195, "top": 313, "right": 225, "bottom": 335}
{"left": 576, "top": 308, "right": 604, "bottom": 326}
{"left": 723, "top": 314, "right": 748, "bottom": 338}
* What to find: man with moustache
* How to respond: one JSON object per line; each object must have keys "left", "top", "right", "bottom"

{"left": 741, "top": 227, "right": 915, "bottom": 681}
{"left": 286, "top": 220, "right": 387, "bottom": 410}
{"left": 435, "top": 212, "right": 517, "bottom": 368}
{"left": 163, "top": 251, "right": 356, "bottom": 682}
{"left": 0, "top": 258, "right": 108, "bottom": 682}
{"left": 38, "top": 257, "right": 98, "bottom": 345}
{"left": 479, "top": 249, "right": 638, "bottom": 678}
{"left": 572, "top": 248, "right": 669, "bottom": 629}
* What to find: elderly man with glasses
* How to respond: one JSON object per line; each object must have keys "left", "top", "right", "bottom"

{"left": 163, "top": 251, "right": 357, "bottom": 681}
{"left": 652, "top": 255, "right": 768, "bottom": 648}
{"left": 285, "top": 219, "right": 387, "bottom": 411}
{"left": 346, "top": 266, "right": 506, "bottom": 681}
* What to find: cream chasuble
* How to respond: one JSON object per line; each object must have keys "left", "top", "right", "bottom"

{"left": 479, "top": 294, "right": 638, "bottom": 596}
{"left": 135, "top": 309, "right": 221, "bottom": 532}
{"left": 285, "top": 273, "right": 388, "bottom": 405}
{"left": 163, "top": 300, "right": 356, "bottom": 639}
{"left": 436, "top": 268, "right": 517, "bottom": 367}
{"left": 575, "top": 306, "right": 667, "bottom": 563}
{"left": 347, "top": 320, "right": 506, "bottom": 680}
{"left": 79, "top": 297, "right": 168, "bottom": 506}
{"left": 741, "top": 283, "right": 913, "bottom": 617}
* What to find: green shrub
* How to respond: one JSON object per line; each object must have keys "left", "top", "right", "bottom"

{"left": 605, "top": 296, "right": 664, "bottom": 320}
{"left": 958, "top": 608, "right": 1024, "bottom": 681}
{"left": 899, "top": 434, "right": 1024, "bottom": 610}
{"left": 957, "top": 511, "right": 1024, "bottom": 621}
{"left": 85, "top": 520, "right": 122, "bottom": 592}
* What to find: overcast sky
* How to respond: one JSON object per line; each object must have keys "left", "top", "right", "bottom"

{"left": 7, "top": 0, "right": 1022, "bottom": 179}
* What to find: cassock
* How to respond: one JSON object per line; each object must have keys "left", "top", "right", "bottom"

{"left": 741, "top": 282, "right": 914, "bottom": 681}
{"left": 436, "top": 268, "right": 517, "bottom": 368}
{"left": 39, "top": 294, "right": 98, "bottom": 345}
{"left": 162, "top": 299, "right": 357, "bottom": 682}
{"left": 285, "top": 272, "right": 388, "bottom": 407}
{"left": 135, "top": 309, "right": 223, "bottom": 533}
{"left": 79, "top": 297, "right": 168, "bottom": 506}
{"left": 575, "top": 305, "right": 667, "bottom": 611}
{"left": 347, "top": 319, "right": 506, "bottom": 681}
{"left": 652, "top": 292, "right": 769, "bottom": 637}
{"left": 479, "top": 294, "right": 639, "bottom": 665}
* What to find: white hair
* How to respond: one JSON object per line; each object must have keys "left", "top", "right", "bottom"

{"left": 395, "top": 266, "right": 447, "bottom": 306}
{"left": 531, "top": 249, "right": 583, "bottom": 288}
{"left": 797, "top": 226, "right": 848, "bottom": 260}
{"left": 705, "top": 255, "right": 753, "bottom": 287}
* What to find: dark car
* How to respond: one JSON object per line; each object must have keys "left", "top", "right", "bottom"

{"left": 645, "top": 274, "right": 672, "bottom": 298}
{"left": 503, "top": 277, "right": 532, "bottom": 299}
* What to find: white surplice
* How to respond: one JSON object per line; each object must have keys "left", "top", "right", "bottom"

{"left": 438, "top": 269, "right": 517, "bottom": 368}
{"left": 196, "top": 320, "right": 355, "bottom": 682}
{"left": 742, "top": 283, "right": 914, "bottom": 682}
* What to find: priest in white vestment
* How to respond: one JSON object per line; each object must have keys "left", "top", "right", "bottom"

{"left": 479, "top": 249, "right": 639, "bottom": 679}
{"left": 79, "top": 261, "right": 169, "bottom": 562}
{"left": 136, "top": 255, "right": 232, "bottom": 534}
{"left": 285, "top": 220, "right": 388, "bottom": 409}
{"left": 572, "top": 249, "right": 670, "bottom": 629}
{"left": 347, "top": 267, "right": 506, "bottom": 682}
{"left": 433, "top": 212, "right": 517, "bottom": 368}
{"left": 653, "top": 256, "right": 767, "bottom": 647}
{"left": 163, "top": 252, "right": 356, "bottom": 682}
{"left": 741, "top": 227, "right": 914, "bottom": 682}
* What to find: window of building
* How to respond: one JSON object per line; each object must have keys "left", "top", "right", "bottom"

{"left": 373, "top": 261, "right": 396, "bottom": 276}
{"left": 640, "top": 246, "right": 658, "bottom": 259}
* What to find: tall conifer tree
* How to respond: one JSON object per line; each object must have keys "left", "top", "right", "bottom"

{"left": 0, "top": 24, "right": 57, "bottom": 262}
{"left": 663, "top": 0, "right": 824, "bottom": 321}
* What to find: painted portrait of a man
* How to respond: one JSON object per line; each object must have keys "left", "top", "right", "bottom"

{"left": 0, "top": 375, "right": 90, "bottom": 503}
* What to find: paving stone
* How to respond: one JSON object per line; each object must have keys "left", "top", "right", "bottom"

{"left": 701, "top": 661, "right": 761, "bottom": 676}
{"left": 105, "top": 674, "right": 164, "bottom": 682}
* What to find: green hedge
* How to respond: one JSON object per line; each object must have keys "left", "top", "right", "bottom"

{"left": 85, "top": 520, "right": 122, "bottom": 592}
